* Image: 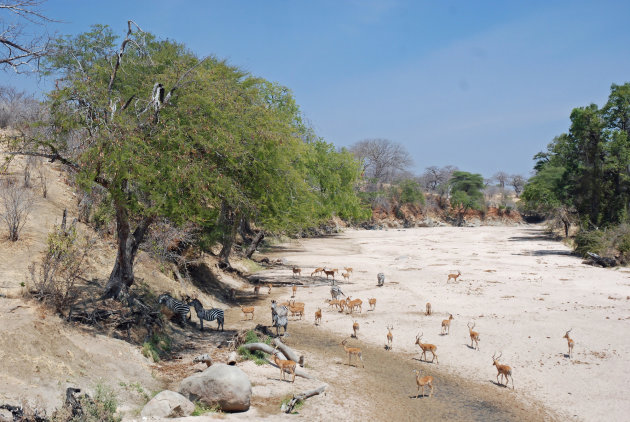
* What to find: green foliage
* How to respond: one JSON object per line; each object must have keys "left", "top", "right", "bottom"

{"left": 520, "top": 166, "right": 566, "bottom": 212}
{"left": 390, "top": 179, "right": 425, "bottom": 206}
{"left": 574, "top": 230, "right": 607, "bottom": 257}
{"left": 141, "top": 333, "right": 172, "bottom": 362}
{"left": 37, "top": 24, "right": 369, "bottom": 286}
{"left": 237, "top": 330, "right": 272, "bottom": 365}
{"left": 301, "top": 139, "right": 371, "bottom": 224}
{"left": 76, "top": 383, "right": 121, "bottom": 422}
{"left": 525, "top": 82, "right": 630, "bottom": 230}
{"left": 449, "top": 171, "right": 484, "bottom": 217}
{"left": 91, "top": 199, "right": 115, "bottom": 233}
{"left": 191, "top": 401, "right": 221, "bottom": 416}
{"left": 280, "top": 395, "right": 304, "bottom": 414}
{"left": 575, "top": 224, "right": 630, "bottom": 264}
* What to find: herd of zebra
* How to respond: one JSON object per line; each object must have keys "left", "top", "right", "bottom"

{"left": 158, "top": 285, "right": 345, "bottom": 334}
{"left": 158, "top": 293, "right": 224, "bottom": 331}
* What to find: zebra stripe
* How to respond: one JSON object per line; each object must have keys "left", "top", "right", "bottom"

{"left": 189, "top": 299, "right": 224, "bottom": 331}
{"left": 271, "top": 300, "right": 288, "bottom": 335}
{"left": 158, "top": 293, "right": 190, "bottom": 324}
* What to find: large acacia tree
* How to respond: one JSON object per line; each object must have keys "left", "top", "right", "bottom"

{"left": 15, "top": 23, "right": 327, "bottom": 298}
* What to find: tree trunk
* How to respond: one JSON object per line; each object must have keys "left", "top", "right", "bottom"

{"left": 103, "top": 203, "right": 153, "bottom": 299}
{"left": 218, "top": 202, "right": 238, "bottom": 268}
{"left": 238, "top": 218, "right": 254, "bottom": 241}
{"left": 245, "top": 231, "right": 265, "bottom": 259}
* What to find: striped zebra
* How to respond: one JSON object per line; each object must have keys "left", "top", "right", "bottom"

{"left": 188, "top": 298, "right": 224, "bottom": 331}
{"left": 158, "top": 293, "right": 190, "bottom": 325}
{"left": 271, "top": 300, "right": 288, "bottom": 336}
{"left": 330, "top": 286, "right": 345, "bottom": 300}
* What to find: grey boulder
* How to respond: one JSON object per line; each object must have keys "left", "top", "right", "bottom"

{"left": 140, "top": 390, "right": 194, "bottom": 418}
{"left": 179, "top": 363, "right": 251, "bottom": 412}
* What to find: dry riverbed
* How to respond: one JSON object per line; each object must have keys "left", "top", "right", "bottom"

{"left": 252, "top": 225, "right": 630, "bottom": 421}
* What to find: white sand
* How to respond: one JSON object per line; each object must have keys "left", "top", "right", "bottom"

{"left": 262, "top": 225, "right": 630, "bottom": 421}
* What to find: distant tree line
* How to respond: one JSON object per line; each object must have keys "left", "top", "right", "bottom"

{"left": 346, "top": 138, "right": 525, "bottom": 223}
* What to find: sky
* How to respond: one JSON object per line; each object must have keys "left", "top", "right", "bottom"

{"left": 3, "top": 0, "right": 630, "bottom": 179}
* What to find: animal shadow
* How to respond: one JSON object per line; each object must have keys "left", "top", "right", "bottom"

{"left": 411, "top": 357, "right": 436, "bottom": 364}
{"left": 489, "top": 380, "right": 509, "bottom": 388}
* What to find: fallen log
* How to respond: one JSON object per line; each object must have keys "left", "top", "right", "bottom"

{"left": 281, "top": 384, "right": 328, "bottom": 414}
{"left": 585, "top": 252, "right": 617, "bottom": 267}
{"left": 272, "top": 338, "right": 302, "bottom": 365}
{"left": 239, "top": 343, "right": 314, "bottom": 379}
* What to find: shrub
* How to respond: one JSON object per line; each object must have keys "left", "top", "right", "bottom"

{"left": 79, "top": 383, "right": 121, "bottom": 422}
{"left": 574, "top": 229, "right": 606, "bottom": 257}
{"left": 191, "top": 402, "right": 221, "bottom": 416}
{"left": 29, "top": 222, "right": 94, "bottom": 314}
{"left": 51, "top": 383, "right": 121, "bottom": 422}
{"left": 0, "top": 177, "right": 34, "bottom": 241}
{"left": 575, "top": 224, "right": 630, "bottom": 264}
{"left": 395, "top": 179, "right": 425, "bottom": 206}
{"left": 141, "top": 332, "right": 172, "bottom": 362}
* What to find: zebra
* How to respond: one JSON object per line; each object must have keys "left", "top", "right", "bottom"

{"left": 271, "top": 300, "right": 288, "bottom": 336}
{"left": 188, "top": 298, "right": 224, "bottom": 331}
{"left": 158, "top": 293, "right": 190, "bottom": 325}
{"left": 330, "top": 286, "right": 345, "bottom": 300}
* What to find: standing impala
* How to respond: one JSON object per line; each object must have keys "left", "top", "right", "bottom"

{"left": 563, "top": 328, "right": 575, "bottom": 358}
{"left": 441, "top": 314, "right": 454, "bottom": 335}
{"left": 386, "top": 325, "right": 393, "bottom": 350}
{"left": 412, "top": 369, "right": 434, "bottom": 398}
{"left": 492, "top": 352, "right": 514, "bottom": 389}
{"left": 415, "top": 333, "right": 438, "bottom": 364}
{"left": 467, "top": 322, "right": 480, "bottom": 350}
{"left": 341, "top": 338, "right": 364, "bottom": 367}
{"left": 272, "top": 346, "right": 296, "bottom": 383}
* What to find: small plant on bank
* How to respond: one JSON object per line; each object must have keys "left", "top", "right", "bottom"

{"left": 237, "top": 330, "right": 272, "bottom": 365}
{"left": 280, "top": 395, "right": 304, "bottom": 414}
{"left": 141, "top": 332, "right": 172, "bottom": 362}
{"left": 191, "top": 401, "right": 221, "bottom": 416}
{"left": 76, "top": 383, "right": 121, "bottom": 422}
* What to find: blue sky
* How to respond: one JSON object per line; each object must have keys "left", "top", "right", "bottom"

{"left": 4, "top": 0, "right": 630, "bottom": 178}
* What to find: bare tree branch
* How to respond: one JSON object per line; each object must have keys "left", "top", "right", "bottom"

{"left": 349, "top": 138, "right": 413, "bottom": 184}
{"left": 0, "top": 0, "right": 56, "bottom": 72}
{"left": 107, "top": 20, "right": 145, "bottom": 92}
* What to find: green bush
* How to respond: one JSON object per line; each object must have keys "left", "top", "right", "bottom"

{"left": 397, "top": 179, "right": 425, "bottom": 206}
{"left": 237, "top": 330, "right": 272, "bottom": 365}
{"left": 191, "top": 401, "right": 221, "bottom": 416}
{"left": 77, "top": 383, "right": 121, "bottom": 422}
{"left": 575, "top": 229, "right": 607, "bottom": 257}
{"left": 141, "top": 333, "right": 172, "bottom": 362}
{"left": 575, "top": 224, "right": 630, "bottom": 264}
